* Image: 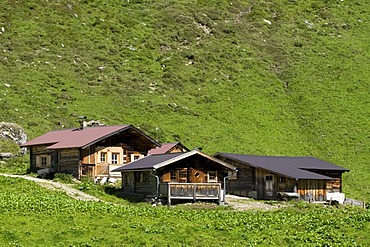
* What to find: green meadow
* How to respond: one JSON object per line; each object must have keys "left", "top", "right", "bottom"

{"left": 0, "top": 176, "right": 369, "bottom": 246}
{"left": 0, "top": 0, "right": 370, "bottom": 245}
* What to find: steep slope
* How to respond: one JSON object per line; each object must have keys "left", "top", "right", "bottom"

{"left": 0, "top": 0, "right": 369, "bottom": 200}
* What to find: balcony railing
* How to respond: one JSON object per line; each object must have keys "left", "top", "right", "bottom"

{"left": 160, "top": 182, "right": 222, "bottom": 205}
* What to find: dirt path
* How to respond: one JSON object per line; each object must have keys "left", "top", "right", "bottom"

{"left": 225, "top": 195, "right": 286, "bottom": 211}
{"left": 0, "top": 173, "right": 100, "bottom": 202}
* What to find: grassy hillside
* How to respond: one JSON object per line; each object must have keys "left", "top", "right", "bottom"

{"left": 0, "top": 0, "right": 369, "bottom": 200}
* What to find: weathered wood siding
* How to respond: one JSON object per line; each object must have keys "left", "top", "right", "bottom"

{"left": 216, "top": 157, "right": 255, "bottom": 197}
{"left": 29, "top": 145, "right": 58, "bottom": 172}
{"left": 298, "top": 180, "right": 326, "bottom": 201}
{"left": 277, "top": 177, "right": 296, "bottom": 192}
{"left": 58, "top": 149, "right": 80, "bottom": 177}
{"left": 305, "top": 170, "right": 343, "bottom": 193}
{"left": 161, "top": 168, "right": 208, "bottom": 183}
{"left": 121, "top": 171, "right": 157, "bottom": 196}
{"left": 81, "top": 146, "right": 95, "bottom": 165}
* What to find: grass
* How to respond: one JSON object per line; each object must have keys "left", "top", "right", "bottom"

{"left": 1, "top": 176, "right": 370, "bottom": 246}
{"left": 0, "top": 0, "right": 369, "bottom": 235}
{"left": 0, "top": 156, "right": 29, "bottom": 175}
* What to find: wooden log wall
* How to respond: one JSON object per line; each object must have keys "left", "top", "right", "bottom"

{"left": 81, "top": 146, "right": 95, "bottom": 165}
{"left": 307, "top": 170, "right": 343, "bottom": 192}
{"left": 277, "top": 177, "right": 296, "bottom": 192}
{"left": 216, "top": 157, "right": 255, "bottom": 197}
{"left": 134, "top": 172, "right": 157, "bottom": 195}
{"left": 298, "top": 180, "right": 326, "bottom": 201}
{"left": 161, "top": 168, "right": 207, "bottom": 183}
{"left": 122, "top": 171, "right": 157, "bottom": 196}
{"left": 30, "top": 145, "right": 58, "bottom": 171}
{"left": 58, "top": 149, "right": 80, "bottom": 177}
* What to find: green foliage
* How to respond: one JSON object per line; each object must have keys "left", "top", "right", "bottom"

{"left": 53, "top": 173, "right": 75, "bottom": 184}
{"left": 0, "top": 139, "right": 20, "bottom": 154}
{"left": 0, "top": 176, "right": 370, "bottom": 246}
{"left": 0, "top": 156, "right": 29, "bottom": 174}
{"left": 76, "top": 178, "right": 126, "bottom": 205}
{"left": 0, "top": 0, "right": 369, "bottom": 202}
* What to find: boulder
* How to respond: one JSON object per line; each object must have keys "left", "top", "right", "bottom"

{"left": 0, "top": 122, "right": 27, "bottom": 155}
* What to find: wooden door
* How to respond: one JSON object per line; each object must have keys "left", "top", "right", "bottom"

{"left": 264, "top": 174, "right": 274, "bottom": 199}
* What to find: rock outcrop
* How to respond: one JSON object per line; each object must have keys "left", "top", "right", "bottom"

{"left": 0, "top": 122, "right": 27, "bottom": 155}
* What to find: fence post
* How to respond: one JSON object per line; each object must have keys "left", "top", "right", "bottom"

{"left": 193, "top": 184, "right": 197, "bottom": 202}
{"left": 168, "top": 183, "right": 171, "bottom": 206}
{"left": 218, "top": 184, "right": 222, "bottom": 205}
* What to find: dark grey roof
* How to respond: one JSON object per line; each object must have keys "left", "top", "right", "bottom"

{"left": 113, "top": 150, "right": 237, "bottom": 172}
{"left": 214, "top": 153, "right": 349, "bottom": 180}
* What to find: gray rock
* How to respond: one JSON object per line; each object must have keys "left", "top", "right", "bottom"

{"left": 0, "top": 122, "right": 27, "bottom": 155}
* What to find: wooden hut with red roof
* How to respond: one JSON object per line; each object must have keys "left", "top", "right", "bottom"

{"left": 21, "top": 124, "right": 160, "bottom": 179}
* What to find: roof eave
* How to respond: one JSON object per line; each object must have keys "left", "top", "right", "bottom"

{"left": 153, "top": 150, "right": 237, "bottom": 171}
{"left": 112, "top": 168, "right": 153, "bottom": 172}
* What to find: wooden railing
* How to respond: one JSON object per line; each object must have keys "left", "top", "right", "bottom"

{"left": 160, "top": 182, "right": 222, "bottom": 205}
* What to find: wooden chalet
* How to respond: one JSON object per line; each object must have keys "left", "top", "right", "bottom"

{"left": 112, "top": 150, "right": 237, "bottom": 205}
{"left": 214, "top": 153, "right": 349, "bottom": 202}
{"left": 21, "top": 124, "right": 160, "bottom": 180}
{"left": 148, "top": 142, "right": 189, "bottom": 155}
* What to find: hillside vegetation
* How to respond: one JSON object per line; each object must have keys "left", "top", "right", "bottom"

{"left": 1, "top": 176, "right": 370, "bottom": 246}
{"left": 0, "top": 0, "right": 369, "bottom": 200}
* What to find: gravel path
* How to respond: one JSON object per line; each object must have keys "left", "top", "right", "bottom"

{"left": 0, "top": 173, "right": 100, "bottom": 202}
{"left": 225, "top": 195, "right": 286, "bottom": 211}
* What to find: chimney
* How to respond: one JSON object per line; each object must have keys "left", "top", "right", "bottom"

{"left": 78, "top": 116, "right": 87, "bottom": 129}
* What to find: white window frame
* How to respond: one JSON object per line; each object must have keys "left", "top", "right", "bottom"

{"left": 111, "top": 153, "right": 119, "bottom": 164}
{"left": 100, "top": 152, "right": 107, "bottom": 163}
{"left": 130, "top": 153, "right": 144, "bottom": 162}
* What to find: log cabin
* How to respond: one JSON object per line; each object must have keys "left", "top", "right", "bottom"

{"left": 214, "top": 153, "right": 349, "bottom": 202}
{"left": 21, "top": 124, "right": 160, "bottom": 180}
{"left": 148, "top": 142, "right": 189, "bottom": 155}
{"left": 112, "top": 149, "right": 237, "bottom": 205}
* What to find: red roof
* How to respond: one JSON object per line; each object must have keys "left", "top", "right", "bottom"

{"left": 21, "top": 125, "right": 158, "bottom": 149}
{"left": 148, "top": 142, "right": 188, "bottom": 155}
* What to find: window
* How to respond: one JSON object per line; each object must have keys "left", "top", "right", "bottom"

{"left": 41, "top": 157, "right": 47, "bottom": 167}
{"left": 111, "top": 153, "right": 119, "bottom": 164}
{"left": 100, "top": 152, "right": 107, "bottom": 163}
{"left": 130, "top": 154, "right": 144, "bottom": 162}
{"left": 36, "top": 155, "right": 51, "bottom": 168}
{"left": 170, "top": 171, "right": 177, "bottom": 181}
{"left": 266, "top": 175, "right": 273, "bottom": 181}
{"left": 279, "top": 177, "right": 286, "bottom": 183}
{"left": 208, "top": 171, "right": 217, "bottom": 182}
